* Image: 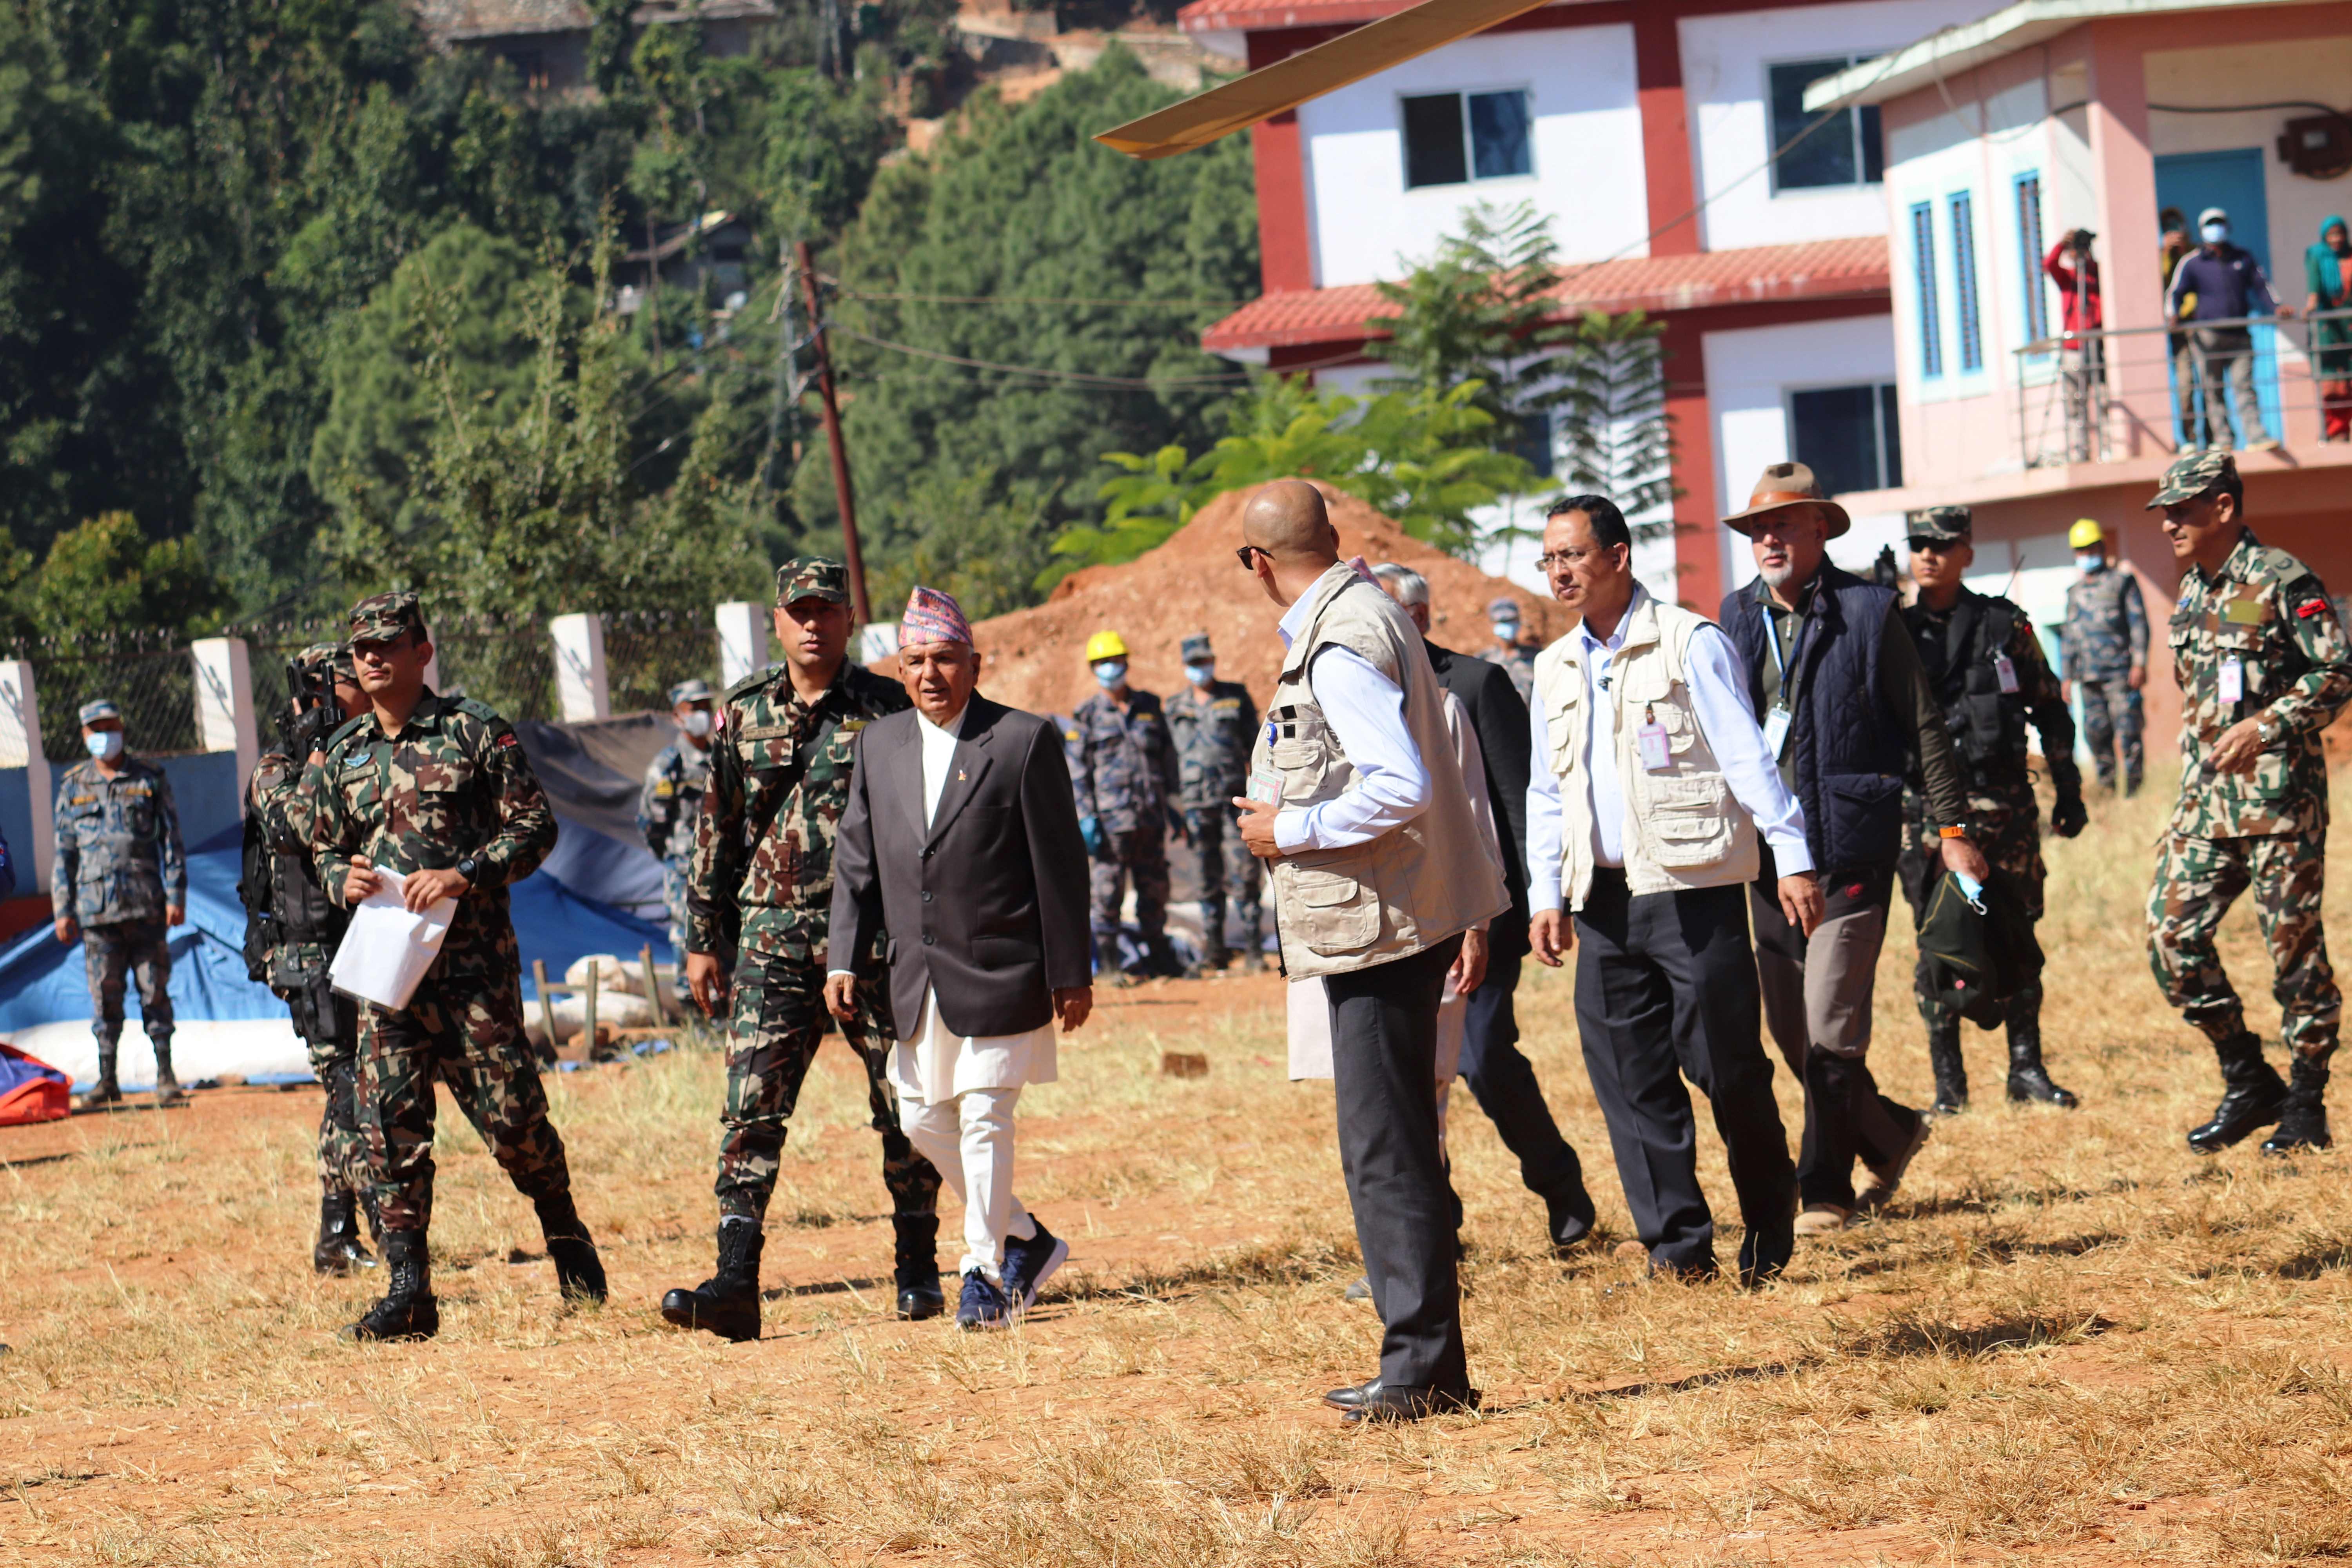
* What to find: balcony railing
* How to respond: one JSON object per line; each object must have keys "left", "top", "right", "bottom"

{"left": 2012, "top": 307, "right": 2352, "bottom": 470}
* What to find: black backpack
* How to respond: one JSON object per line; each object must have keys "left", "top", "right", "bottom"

{"left": 1915, "top": 867, "right": 2044, "bottom": 1027}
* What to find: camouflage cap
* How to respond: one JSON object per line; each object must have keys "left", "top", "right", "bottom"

{"left": 296, "top": 642, "right": 358, "bottom": 682}
{"left": 1906, "top": 504, "right": 1973, "bottom": 544}
{"left": 776, "top": 557, "right": 849, "bottom": 605}
{"left": 668, "top": 678, "right": 714, "bottom": 706}
{"left": 349, "top": 590, "right": 426, "bottom": 643}
{"left": 1488, "top": 596, "right": 1523, "bottom": 621}
{"left": 2147, "top": 449, "right": 2237, "bottom": 508}
{"left": 1180, "top": 633, "right": 1213, "bottom": 663}
{"left": 78, "top": 698, "right": 121, "bottom": 726}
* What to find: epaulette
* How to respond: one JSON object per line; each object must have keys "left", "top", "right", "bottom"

{"left": 453, "top": 695, "right": 503, "bottom": 723}
{"left": 723, "top": 666, "right": 780, "bottom": 706}
{"left": 2249, "top": 544, "right": 2315, "bottom": 586}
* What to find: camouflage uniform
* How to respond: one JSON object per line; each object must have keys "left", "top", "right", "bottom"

{"left": 637, "top": 679, "right": 714, "bottom": 965}
{"left": 1480, "top": 596, "right": 1537, "bottom": 704}
{"left": 310, "top": 595, "right": 576, "bottom": 1238}
{"left": 1163, "top": 634, "right": 1261, "bottom": 966}
{"left": 2062, "top": 561, "right": 2150, "bottom": 793}
{"left": 1894, "top": 507, "right": 2083, "bottom": 1109}
{"left": 53, "top": 719, "right": 185, "bottom": 1089}
{"left": 1069, "top": 682, "right": 1180, "bottom": 974}
{"left": 683, "top": 559, "right": 939, "bottom": 1231}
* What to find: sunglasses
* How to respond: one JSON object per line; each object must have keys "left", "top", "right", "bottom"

{"left": 1236, "top": 545, "right": 1268, "bottom": 570}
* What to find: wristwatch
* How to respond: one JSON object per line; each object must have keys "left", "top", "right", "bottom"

{"left": 454, "top": 855, "right": 481, "bottom": 885}
{"left": 1938, "top": 823, "right": 1975, "bottom": 842}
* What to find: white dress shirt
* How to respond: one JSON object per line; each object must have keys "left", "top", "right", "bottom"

{"left": 1528, "top": 584, "right": 1813, "bottom": 912}
{"left": 1271, "top": 583, "right": 1433, "bottom": 853}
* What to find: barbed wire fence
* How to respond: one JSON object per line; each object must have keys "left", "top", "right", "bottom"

{"left": 603, "top": 610, "right": 726, "bottom": 715}
{"left": 431, "top": 616, "right": 560, "bottom": 722}
{"left": 15, "top": 635, "right": 202, "bottom": 764}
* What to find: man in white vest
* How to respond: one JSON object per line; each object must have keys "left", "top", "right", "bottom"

{"left": 1232, "top": 481, "right": 1508, "bottom": 1424}
{"left": 1526, "top": 494, "right": 1822, "bottom": 1285}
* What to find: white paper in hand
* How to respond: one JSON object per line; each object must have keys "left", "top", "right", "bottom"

{"left": 328, "top": 868, "right": 459, "bottom": 1012}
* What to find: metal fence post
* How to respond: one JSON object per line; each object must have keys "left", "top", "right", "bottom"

{"left": 0, "top": 659, "right": 54, "bottom": 889}
{"left": 551, "top": 612, "right": 611, "bottom": 722}
{"left": 715, "top": 602, "right": 768, "bottom": 688}
{"left": 190, "top": 637, "right": 259, "bottom": 810}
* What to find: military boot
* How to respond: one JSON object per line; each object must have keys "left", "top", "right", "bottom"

{"left": 894, "top": 1212, "right": 945, "bottom": 1321}
{"left": 74, "top": 1045, "right": 121, "bottom": 1111}
{"left": 2187, "top": 1031, "right": 2289, "bottom": 1153}
{"left": 150, "top": 1038, "right": 185, "bottom": 1108}
{"left": 1926, "top": 1020, "right": 1968, "bottom": 1116}
{"left": 534, "top": 1192, "right": 608, "bottom": 1305}
{"left": 1200, "top": 942, "right": 1233, "bottom": 977}
{"left": 2261, "top": 1058, "right": 2333, "bottom": 1156}
{"left": 1095, "top": 935, "right": 1134, "bottom": 989}
{"left": 341, "top": 1231, "right": 438, "bottom": 1343}
{"left": 2004, "top": 998, "right": 2078, "bottom": 1108}
{"left": 314, "top": 1187, "right": 377, "bottom": 1276}
{"left": 661, "top": 1219, "right": 764, "bottom": 1342}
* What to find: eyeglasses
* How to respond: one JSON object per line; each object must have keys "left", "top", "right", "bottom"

{"left": 1235, "top": 545, "right": 1268, "bottom": 570}
{"left": 1536, "top": 546, "right": 1614, "bottom": 572}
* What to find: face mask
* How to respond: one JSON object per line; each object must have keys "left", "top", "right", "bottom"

{"left": 2077, "top": 552, "right": 2106, "bottom": 574}
{"left": 680, "top": 709, "right": 713, "bottom": 738}
{"left": 2202, "top": 222, "right": 2228, "bottom": 244}
{"left": 1093, "top": 661, "right": 1128, "bottom": 689}
{"left": 85, "top": 730, "right": 122, "bottom": 762}
{"left": 1491, "top": 621, "right": 1519, "bottom": 644}
{"left": 1184, "top": 662, "right": 1214, "bottom": 686}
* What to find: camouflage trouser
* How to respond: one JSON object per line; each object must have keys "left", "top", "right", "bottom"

{"left": 718, "top": 950, "right": 941, "bottom": 1224}
{"left": 661, "top": 857, "right": 691, "bottom": 971}
{"left": 83, "top": 918, "right": 172, "bottom": 1050}
{"left": 1089, "top": 828, "right": 1170, "bottom": 944}
{"left": 1183, "top": 806, "right": 1261, "bottom": 954}
{"left": 1901, "top": 793, "right": 2047, "bottom": 1031}
{"left": 357, "top": 969, "right": 573, "bottom": 1233}
{"left": 2148, "top": 829, "right": 2341, "bottom": 1062}
{"left": 2078, "top": 679, "right": 2144, "bottom": 792}
{"left": 272, "top": 946, "right": 368, "bottom": 1194}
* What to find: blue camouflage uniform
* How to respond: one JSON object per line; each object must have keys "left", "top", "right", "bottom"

{"left": 2061, "top": 562, "right": 2149, "bottom": 793}
{"left": 1163, "top": 635, "right": 1261, "bottom": 967}
{"left": 1069, "top": 685, "right": 1181, "bottom": 975}
{"left": 638, "top": 701, "right": 714, "bottom": 969}
{"left": 53, "top": 729, "right": 185, "bottom": 1082}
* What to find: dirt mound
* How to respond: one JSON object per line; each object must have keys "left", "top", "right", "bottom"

{"left": 965, "top": 484, "right": 1570, "bottom": 717}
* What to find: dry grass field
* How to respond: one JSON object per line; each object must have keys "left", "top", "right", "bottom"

{"left": 7, "top": 769, "right": 2352, "bottom": 1566}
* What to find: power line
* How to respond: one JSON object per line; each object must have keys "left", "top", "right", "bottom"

{"left": 836, "top": 287, "right": 1254, "bottom": 309}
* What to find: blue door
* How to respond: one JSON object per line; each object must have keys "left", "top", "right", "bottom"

{"left": 2156, "top": 148, "right": 2284, "bottom": 445}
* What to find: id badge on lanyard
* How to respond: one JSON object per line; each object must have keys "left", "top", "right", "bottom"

{"left": 1635, "top": 704, "right": 1673, "bottom": 772}
{"left": 1994, "top": 653, "right": 2019, "bottom": 694}
{"left": 2219, "top": 656, "right": 2244, "bottom": 706}
{"left": 1764, "top": 612, "right": 1803, "bottom": 759}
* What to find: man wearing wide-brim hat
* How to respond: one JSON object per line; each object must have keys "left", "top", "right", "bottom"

{"left": 1717, "top": 462, "right": 1985, "bottom": 1236}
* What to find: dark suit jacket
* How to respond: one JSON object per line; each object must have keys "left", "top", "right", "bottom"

{"left": 827, "top": 694, "right": 1093, "bottom": 1039}
{"left": 1426, "top": 640, "right": 1532, "bottom": 953}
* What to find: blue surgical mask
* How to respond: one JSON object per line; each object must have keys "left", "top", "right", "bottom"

{"left": 85, "top": 730, "right": 122, "bottom": 762}
{"left": 2077, "top": 552, "right": 2106, "bottom": 574}
{"left": 1093, "top": 661, "right": 1127, "bottom": 689}
{"left": 2202, "top": 221, "right": 2228, "bottom": 244}
{"left": 1492, "top": 621, "right": 1519, "bottom": 644}
{"left": 1185, "top": 662, "right": 1214, "bottom": 686}
{"left": 680, "top": 709, "right": 713, "bottom": 738}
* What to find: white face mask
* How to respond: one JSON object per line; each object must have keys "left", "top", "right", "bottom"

{"left": 2077, "top": 552, "right": 2106, "bottom": 574}
{"left": 1491, "top": 621, "right": 1519, "bottom": 644}
{"left": 85, "top": 730, "right": 123, "bottom": 762}
{"left": 680, "top": 709, "right": 713, "bottom": 738}
{"left": 2202, "top": 222, "right": 2228, "bottom": 245}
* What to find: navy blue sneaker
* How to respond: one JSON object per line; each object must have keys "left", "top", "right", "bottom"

{"left": 956, "top": 1269, "right": 1009, "bottom": 1332}
{"left": 1000, "top": 1218, "right": 1069, "bottom": 1314}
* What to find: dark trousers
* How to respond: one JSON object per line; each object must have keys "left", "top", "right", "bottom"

{"left": 1573, "top": 872, "right": 1795, "bottom": 1272}
{"left": 1457, "top": 919, "right": 1589, "bottom": 1207}
{"left": 1326, "top": 933, "right": 1467, "bottom": 1394}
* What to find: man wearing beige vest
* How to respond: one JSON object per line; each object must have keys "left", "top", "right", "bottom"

{"left": 1232, "top": 481, "right": 1508, "bottom": 1424}
{"left": 1526, "top": 495, "right": 1820, "bottom": 1284}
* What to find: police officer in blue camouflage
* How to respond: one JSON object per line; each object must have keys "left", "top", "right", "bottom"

{"left": 1071, "top": 630, "right": 1183, "bottom": 984}
{"left": 2060, "top": 519, "right": 2149, "bottom": 794}
{"left": 638, "top": 678, "right": 716, "bottom": 978}
{"left": 1479, "top": 595, "right": 1537, "bottom": 704}
{"left": 53, "top": 699, "right": 187, "bottom": 1109}
{"left": 1164, "top": 633, "right": 1263, "bottom": 973}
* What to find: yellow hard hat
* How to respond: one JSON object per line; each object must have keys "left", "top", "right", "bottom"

{"left": 2068, "top": 519, "right": 2105, "bottom": 550}
{"left": 1084, "top": 630, "right": 1129, "bottom": 663}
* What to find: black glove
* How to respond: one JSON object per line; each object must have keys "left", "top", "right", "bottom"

{"left": 2051, "top": 793, "right": 2087, "bottom": 838}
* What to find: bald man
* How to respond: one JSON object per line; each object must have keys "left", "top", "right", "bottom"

{"left": 1235, "top": 481, "right": 1509, "bottom": 1425}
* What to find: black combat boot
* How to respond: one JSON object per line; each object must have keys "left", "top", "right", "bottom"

{"left": 2004, "top": 995, "right": 2078, "bottom": 1107}
{"left": 661, "top": 1219, "right": 763, "bottom": 1342}
{"left": 2261, "top": 1058, "right": 2333, "bottom": 1155}
{"left": 534, "top": 1192, "right": 608, "bottom": 1304}
{"left": 314, "top": 1187, "right": 377, "bottom": 1276}
{"left": 1926, "top": 1020, "right": 1969, "bottom": 1116}
{"left": 341, "top": 1231, "right": 438, "bottom": 1342}
{"left": 894, "top": 1212, "right": 945, "bottom": 1321}
{"left": 150, "top": 1038, "right": 185, "bottom": 1107}
{"left": 2187, "top": 1031, "right": 2289, "bottom": 1153}
{"left": 74, "top": 1045, "right": 121, "bottom": 1111}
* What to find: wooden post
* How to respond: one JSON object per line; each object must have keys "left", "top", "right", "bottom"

{"left": 584, "top": 965, "right": 599, "bottom": 1056}
{"left": 794, "top": 239, "right": 872, "bottom": 629}
{"left": 642, "top": 943, "right": 666, "bottom": 1026}
{"left": 532, "top": 960, "right": 557, "bottom": 1054}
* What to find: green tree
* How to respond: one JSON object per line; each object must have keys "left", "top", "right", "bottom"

{"left": 12, "top": 514, "right": 225, "bottom": 643}
{"left": 1557, "top": 310, "right": 1675, "bottom": 532}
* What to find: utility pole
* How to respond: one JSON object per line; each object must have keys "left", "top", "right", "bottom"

{"left": 795, "top": 239, "right": 871, "bottom": 628}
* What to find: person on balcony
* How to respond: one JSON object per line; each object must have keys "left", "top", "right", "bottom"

{"left": 2045, "top": 228, "right": 2103, "bottom": 456}
{"left": 2163, "top": 207, "right": 2293, "bottom": 454}
{"left": 2307, "top": 215, "right": 2352, "bottom": 443}
{"left": 2160, "top": 208, "right": 2198, "bottom": 448}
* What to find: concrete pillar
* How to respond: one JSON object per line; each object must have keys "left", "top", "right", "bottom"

{"left": 715, "top": 601, "right": 769, "bottom": 688}
{"left": 190, "top": 637, "right": 260, "bottom": 811}
{"left": 0, "top": 660, "right": 53, "bottom": 887}
{"left": 551, "top": 612, "right": 610, "bottom": 722}
{"left": 2084, "top": 23, "right": 2160, "bottom": 459}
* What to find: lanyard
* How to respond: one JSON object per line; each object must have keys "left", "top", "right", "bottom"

{"left": 1765, "top": 603, "right": 1810, "bottom": 710}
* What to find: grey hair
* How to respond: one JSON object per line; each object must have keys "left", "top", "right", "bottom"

{"left": 1371, "top": 563, "right": 1430, "bottom": 605}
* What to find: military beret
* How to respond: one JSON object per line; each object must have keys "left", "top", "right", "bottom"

{"left": 776, "top": 557, "right": 849, "bottom": 605}
{"left": 78, "top": 699, "right": 121, "bottom": 726}
{"left": 668, "top": 678, "right": 714, "bottom": 706}
{"left": 2147, "top": 449, "right": 2237, "bottom": 508}
{"left": 349, "top": 590, "right": 426, "bottom": 643}
{"left": 1180, "top": 633, "right": 1213, "bottom": 662}
{"left": 1906, "top": 505, "right": 1973, "bottom": 544}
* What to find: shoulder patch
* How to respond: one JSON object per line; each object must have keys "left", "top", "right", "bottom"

{"left": 455, "top": 696, "right": 503, "bottom": 723}
{"left": 2252, "top": 545, "right": 2314, "bottom": 584}
{"left": 2299, "top": 599, "right": 2329, "bottom": 619}
{"left": 495, "top": 730, "right": 521, "bottom": 750}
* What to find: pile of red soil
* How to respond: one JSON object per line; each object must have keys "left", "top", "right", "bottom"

{"left": 966, "top": 484, "right": 1573, "bottom": 717}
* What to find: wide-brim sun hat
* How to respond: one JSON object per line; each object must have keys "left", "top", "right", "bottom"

{"left": 1720, "top": 461, "right": 1851, "bottom": 539}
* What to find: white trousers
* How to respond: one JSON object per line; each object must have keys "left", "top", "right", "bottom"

{"left": 900, "top": 1085, "right": 1036, "bottom": 1284}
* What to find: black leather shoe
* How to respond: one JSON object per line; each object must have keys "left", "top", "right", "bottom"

{"left": 1546, "top": 1188, "right": 1597, "bottom": 1257}
{"left": 894, "top": 1214, "right": 944, "bottom": 1321}
{"left": 1738, "top": 1218, "right": 1794, "bottom": 1288}
{"left": 1337, "top": 1384, "right": 1480, "bottom": 1425}
{"left": 1322, "top": 1377, "right": 1381, "bottom": 1411}
{"left": 2262, "top": 1058, "right": 2332, "bottom": 1156}
{"left": 2189, "top": 1032, "right": 2288, "bottom": 1153}
{"left": 661, "top": 1220, "right": 762, "bottom": 1343}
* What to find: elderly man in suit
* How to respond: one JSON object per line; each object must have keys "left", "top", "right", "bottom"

{"left": 825, "top": 586, "right": 1095, "bottom": 1332}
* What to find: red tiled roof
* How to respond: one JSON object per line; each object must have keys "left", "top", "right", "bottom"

{"left": 1176, "top": 0, "right": 1412, "bottom": 30}
{"left": 1201, "top": 237, "right": 1891, "bottom": 352}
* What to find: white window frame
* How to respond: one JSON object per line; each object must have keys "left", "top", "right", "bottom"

{"left": 1763, "top": 54, "right": 1883, "bottom": 198}
{"left": 1396, "top": 85, "right": 1540, "bottom": 191}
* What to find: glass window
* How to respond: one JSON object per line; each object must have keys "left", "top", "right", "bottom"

{"left": 1402, "top": 93, "right": 1468, "bottom": 189}
{"left": 1951, "top": 192, "right": 1983, "bottom": 372}
{"left": 1509, "top": 410, "right": 1554, "bottom": 479}
{"left": 1769, "top": 58, "right": 1885, "bottom": 192}
{"left": 1468, "top": 91, "right": 1532, "bottom": 180}
{"left": 1401, "top": 90, "right": 1531, "bottom": 189}
{"left": 2014, "top": 174, "right": 2049, "bottom": 343}
{"left": 1789, "top": 384, "right": 1904, "bottom": 496}
{"left": 1910, "top": 202, "right": 1943, "bottom": 378}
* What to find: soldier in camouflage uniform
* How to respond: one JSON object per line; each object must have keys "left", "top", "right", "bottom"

{"left": 2145, "top": 452, "right": 2352, "bottom": 1156}
{"left": 1163, "top": 633, "right": 1262, "bottom": 973}
{"left": 637, "top": 677, "right": 715, "bottom": 980}
{"left": 666, "top": 558, "right": 943, "bottom": 1342}
{"left": 312, "top": 592, "right": 605, "bottom": 1342}
{"left": 53, "top": 698, "right": 186, "bottom": 1109}
{"left": 1895, "top": 507, "right": 2089, "bottom": 1115}
{"left": 2060, "top": 519, "right": 2150, "bottom": 794}
{"left": 1479, "top": 595, "right": 1537, "bottom": 704}
{"left": 1071, "top": 631, "right": 1183, "bottom": 984}
{"left": 240, "top": 643, "right": 379, "bottom": 1273}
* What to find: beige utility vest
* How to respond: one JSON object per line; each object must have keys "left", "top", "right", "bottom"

{"left": 1534, "top": 591, "right": 1759, "bottom": 913}
{"left": 1254, "top": 563, "right": 1508, "bottom": 979}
